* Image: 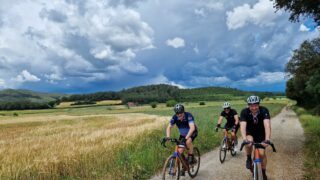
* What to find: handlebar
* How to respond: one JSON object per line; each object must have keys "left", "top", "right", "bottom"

{"left": 160, "top": 138, "right": 181, "bottom": 148}
{"left": 240, "top": 141, "right": 276, "bottom": 152}
{"left": 215, "top": 126, "right": 233, "bottom": 132}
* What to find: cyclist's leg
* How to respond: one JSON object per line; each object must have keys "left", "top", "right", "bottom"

{"left": 245, "top": 135, "right": 254, "bottom": 169}
{"left": 187, "top": 130, "right": 198, "bottom": 154}
{"left": 178, "top": 135, "right": 186, "bottom": 154}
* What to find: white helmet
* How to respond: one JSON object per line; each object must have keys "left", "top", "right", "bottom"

{"left": 247, "top": 95, "right": 260, "bottom": 104}
{"left": 222, "top": 102, "right": 231, "bottom": 108}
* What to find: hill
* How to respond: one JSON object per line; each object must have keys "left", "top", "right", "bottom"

{"left": 0, "top": 89, "right": 62, "bottom": 110}
{"left": 61, "top": 84, "right": 284, "bottom": 104}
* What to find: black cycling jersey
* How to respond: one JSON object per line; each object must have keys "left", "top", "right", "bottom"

{"left": 220, "top": 109, "right": 238, "bottom": 127}
{"left": 240, "top": 106, "right": 270, "bottom": 142}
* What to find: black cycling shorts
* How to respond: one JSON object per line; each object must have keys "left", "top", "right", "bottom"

{"left": 224, "top": 123, "right": 240, "bottom": 134}
{"left": 179, "top": 130, "right": 198, "bottom": 142}
{"left": 246, "top": 132, "right": 265, "bottom": 149}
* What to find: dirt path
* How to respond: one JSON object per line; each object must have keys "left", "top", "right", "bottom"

{"left": 151, "top": 107, "right": 305, "bottom": 180}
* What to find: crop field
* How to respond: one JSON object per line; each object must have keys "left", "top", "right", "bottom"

{"left": 0, "top": 99, "right": 287, "bottom": 179}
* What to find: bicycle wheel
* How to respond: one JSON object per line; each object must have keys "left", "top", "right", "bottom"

{"left": 162, "top": 156, "right": 180, "bottom": 180}
{"left": 188, "top": 147, "right": 200, "bottom": 178}
{"left": 253, "top": 162, "right": 263, "bottom": 180}
{"left": 230, "top": 141, "right": 237, "bottom": 156}
{"left": 219, "top": 139, "right": 227, "bottom": 163}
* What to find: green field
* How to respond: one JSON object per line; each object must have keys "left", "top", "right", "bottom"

{"left": 0, "top": 99, "right": 287, "bottom": 179}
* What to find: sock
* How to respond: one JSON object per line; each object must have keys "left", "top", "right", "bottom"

{"left": 247, "top": 155, "right": 252, "bottom": 160}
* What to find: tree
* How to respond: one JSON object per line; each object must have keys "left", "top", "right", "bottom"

{"left": 285, "top": 37, "right": 320, "bottom": 110}
{"left": 273, "top": 0, "right": 320, "bottom": 25}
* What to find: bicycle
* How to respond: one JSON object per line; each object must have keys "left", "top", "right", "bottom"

{"left": 240, "top": 141, "right": 276, "bottom": 180}
{"left": 216, "top": 127, "right": 238, "bottom": 163}
{"left": 160, "top": 138, "right": 200, "bottom": 180}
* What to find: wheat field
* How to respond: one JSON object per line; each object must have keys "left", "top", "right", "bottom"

{"left": 0, "top": 113, "right": 168, "bottom": 179}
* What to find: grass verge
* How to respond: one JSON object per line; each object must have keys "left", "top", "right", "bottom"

{"left": 293, "top": 107, "right": 320, "bottom": 179}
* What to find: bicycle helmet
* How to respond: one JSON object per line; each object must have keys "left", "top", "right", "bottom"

{"left": 247, "top": 95, "right": 260, "bottom": 104}
{"left": 174, "top": 103, "right": 184, "bottom": 114}
{"left": 222, "top": 102, "right": 231, "bottom": 108}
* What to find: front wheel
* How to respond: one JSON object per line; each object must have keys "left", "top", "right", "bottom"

{"left": 219, "top": 139, "right": 227, "bottom": 163}
{"left": 230, "top": 141, "right": 237, "bottom": 156}
{"left": 188, "top": 147, "right": 200, "bottom": 178}
{"left": 253, "top": 162, "right": 263, "bottom": 180}
{"left": 162, "top": 156, "right": 180, "bottom": 180}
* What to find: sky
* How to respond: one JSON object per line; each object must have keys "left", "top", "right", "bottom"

{"left": 0, "top": 0, "right": 319, "bottom": 93}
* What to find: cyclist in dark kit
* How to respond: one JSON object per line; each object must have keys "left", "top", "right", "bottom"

{"left": 216, "top": 102, "right": 240, "bottom": 150}
{"left": 240, "top": 95, "right": 271, "bottom": 180}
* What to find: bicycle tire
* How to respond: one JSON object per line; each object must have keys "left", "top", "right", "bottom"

{"left": 230, "top": 142, "right": 237, "bottom": 156}
{"left": 188, "top": 147, "right": 200, "bottom": 178}
{"left": 253, "top": 162, "right": 263, "bottom": 180}
{"left": 219, "top": 139, "right": 227, "bottom": 163}
{"left": 162, "top": 156, "right": 180, "bottom": 180}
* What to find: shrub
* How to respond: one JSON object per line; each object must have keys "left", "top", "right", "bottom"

{"left": 150, "top": 102, "right": 158, "bottom": 108}
{"left": 166, "top": 100, "right": 177, "bottom": 107}
{"left": 13, "top": 112, "right": 18, "bottom": 116}
{"left": 199, "top": 102, "right": 206, "bottom": 105}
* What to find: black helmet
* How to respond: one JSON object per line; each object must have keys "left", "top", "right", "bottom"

{"left": 247, "top": 95, "right": 260, "bottom": 105}
{"left": 174, "top": 103, "right": 184, "bottom": 114}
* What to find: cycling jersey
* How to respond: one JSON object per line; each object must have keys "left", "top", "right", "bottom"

{"left": 170, "top": 112, "right": 198, "bottom": 136}
{"left": 220, "top": 109, "right": 238, "bottom": 127}
{"left": 240, "top": 106, "right": 270, "bottom": 143}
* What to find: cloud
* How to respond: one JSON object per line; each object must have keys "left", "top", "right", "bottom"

{"left": 299, "top": 24, "right": 310, "bottom": 32}
{"left": 241, "top": 72, "right": 285, "bottom": 85}
{"left": 226, "top": 0, "right": 281, "bottom": 30}
{"left": 13, "top": 70, "right": 41, "bottom": 83}
{"left": 0, "top": 0, "right": 154, "bottom": 90}
{"left": 0, "top": 79, "right": 5, "bottom": 88}
{"left": 166, "top": 37, "right": 185, "bottom": 48}
{"left": 148, "top": 74, "right": 186, "bottom": 89}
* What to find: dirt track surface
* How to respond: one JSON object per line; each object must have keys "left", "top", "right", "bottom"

{"left": 151, "top": 108, "right": 305, "bottom": 180}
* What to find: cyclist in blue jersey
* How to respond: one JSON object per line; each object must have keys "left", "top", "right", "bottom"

{"left": 165, "top": 103, "right": 198, "bottom": 165}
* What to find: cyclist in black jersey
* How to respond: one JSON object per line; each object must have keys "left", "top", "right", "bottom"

{"left": 240, "top": 95, "right": 271, "bottom": 180}
{"left": 216, "top": 102, "right": 239, "bottom": 149}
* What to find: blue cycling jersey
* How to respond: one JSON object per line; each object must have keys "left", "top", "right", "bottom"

{"left": 170, "top": 112, "right": 196, "bottom": 136}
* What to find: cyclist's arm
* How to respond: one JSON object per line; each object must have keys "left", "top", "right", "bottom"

{"left": 234, "top": 114, "right": 239, "bottom": 125}
{"left": 263, "top": 119, "right": 271, "bottom": 140}
{"left": 240, "top": 121, "right": 247, "bottom": 140}
{"left": 217, "top": 116, "right": 223, "bottom": 125}
{"left": 185, "top": 123, "right": 195, "bottom": 140}
{"left": 166, "top": 123, "right": 173, "bottom": 138}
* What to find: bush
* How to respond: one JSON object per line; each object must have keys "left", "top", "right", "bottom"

{"left": 199, "top": 102, "right": 206, "bottom": 105}
{"left": 13, "top": 112, "right": 18, "bottom": 116}
{"left": 166, "top": 100, "right": 177, "bottom": 107}
{"left": 150, "top": 102, "right": 158, "bottom": 108}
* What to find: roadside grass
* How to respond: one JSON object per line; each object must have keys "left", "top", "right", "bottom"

{"left": 293, "top": 107, "right": 320, "bottom": 179}
{"left": 0, "top": 100, "right": 286, "bottom": 179}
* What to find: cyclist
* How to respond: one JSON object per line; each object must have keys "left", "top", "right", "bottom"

{"left": 215, "top": 102, "right": 240, "bottom": 150}
{"left": 240, "top": 95, "right": 271, "bottom": 180}
{"left": 165, "top": 103, "right": 198, "bottom": 168}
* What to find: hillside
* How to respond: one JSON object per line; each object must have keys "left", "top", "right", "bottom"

{"left": 0, "top": 89, "right": 61, "bottom": 103}
{"left": 61, "top": 84, "right": 284, "bottom": 104}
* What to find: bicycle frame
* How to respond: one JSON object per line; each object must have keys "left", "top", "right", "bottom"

{"left": 240, "top": 142, "right": 276, "bottom": 180}
{"left": 161, "top": 138, "right": 200, "bottom": 179}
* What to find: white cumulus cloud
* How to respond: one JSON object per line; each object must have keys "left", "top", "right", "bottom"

{"left": 13, "top": 70, "right": 41, "bottom": 83}
{"left": 226, "top": 0, "right": 281, "bottom": 30}
{"left": 166, "top": 37, "right": 185, "bottom": 48}
{"left": 299, "top": 24, "right": 310, "bottom": 32}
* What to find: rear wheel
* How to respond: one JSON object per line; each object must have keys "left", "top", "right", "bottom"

{"left": 188, "top": 147, "right": 200, "bottom": 178}
{"left": 219, "top": 139, "right": 227, "bottom": 163}
{"left": 162, "top": 156, "right": 180, "bottom": 180}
